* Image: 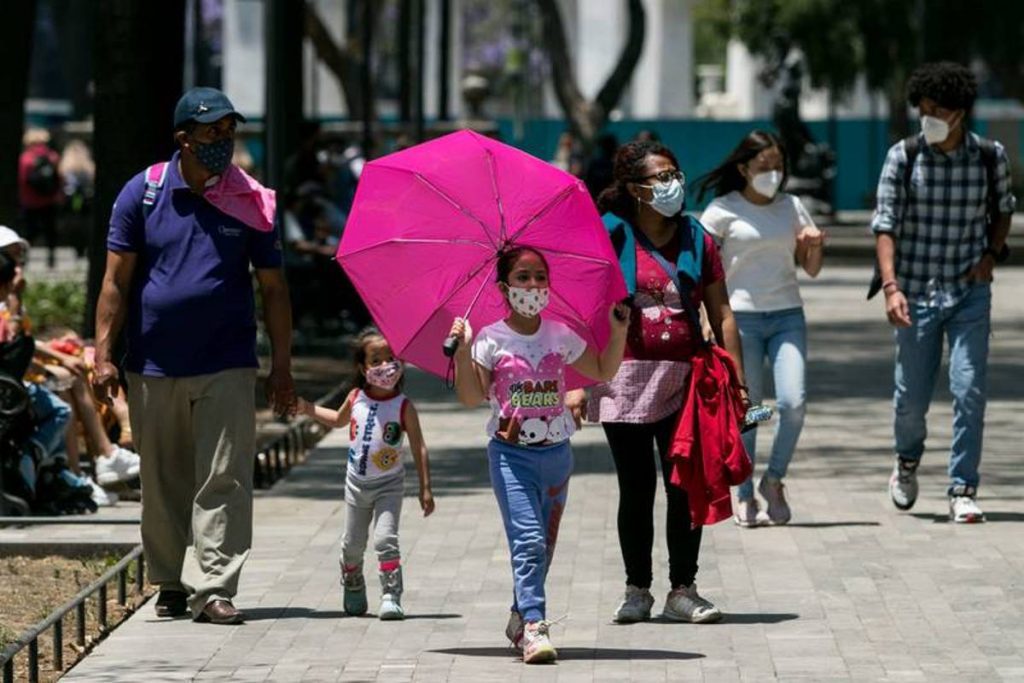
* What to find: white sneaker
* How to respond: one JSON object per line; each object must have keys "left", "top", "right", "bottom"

{"left": 522, "top": 621, "right": 557, "bottom": 664}
{"left": 949, "top": 495, "right": 985, "bottom": 524}
{"left": 613, "top": 585, "right": 654, "bottom": 623}
{"left": 663, "top": 584, "right": 722, "bottom": 623}
{"left": 734, "top": 498, "right": 761, "bottom": 528}
{"left": 758, "top": 476, "right": 791, "bottom": 525}
{"left": 889, "top": 459, "right": 919, "bottom": 511}
{"left": 95, "top": 446, "right": 140, "bottom": 485}
{"left": 505, "top": 610, "right": 524, "bottom": 651}
{"left": 82, "top": 474, "right": 118, "bottom": 507}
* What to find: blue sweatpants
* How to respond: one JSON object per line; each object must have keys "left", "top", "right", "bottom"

{"left": 488, "top": 438, "right": 572, "bottom": 624}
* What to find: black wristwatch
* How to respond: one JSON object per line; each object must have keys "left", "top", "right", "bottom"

{"left": 984, "top": 244, "right": 1010, "bottom": 263}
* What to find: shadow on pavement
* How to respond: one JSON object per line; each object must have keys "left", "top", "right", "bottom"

{"left": 782, "top": 521, "right": 881, "bottom": 528}
{"left": 910, "top": 512, "right": 1024, "bottom": 523}
{"left": 243, "top": 607, "right": 464, "bottom": 621}
{"left": 430, "top": 647, "right": 703, "bottom": 661}
{"left": 717, "top": 612, "right": 800, "bottom": 624}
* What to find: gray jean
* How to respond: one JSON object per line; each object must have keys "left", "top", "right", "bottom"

{"left": 341, "top": 473, "right": 404, "bottom": 569}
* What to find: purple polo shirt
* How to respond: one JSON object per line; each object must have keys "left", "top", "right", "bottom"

{"left": 107, "top": 153, "right": 282, "bottom": 377}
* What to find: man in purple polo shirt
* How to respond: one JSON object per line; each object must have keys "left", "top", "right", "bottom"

{"left": 93, "top": 87, "right": 295, "bottom": 625}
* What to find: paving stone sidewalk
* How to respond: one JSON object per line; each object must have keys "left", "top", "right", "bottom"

{"left": 63, "top": 266, "right": 1024, "bottom": 682}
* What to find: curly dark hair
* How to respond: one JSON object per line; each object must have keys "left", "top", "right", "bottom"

{"left": 907, "top": 62, "right": 977, "bottom": 111}
{"left": 596, "top": 140, "right": 681, "bottom": 222}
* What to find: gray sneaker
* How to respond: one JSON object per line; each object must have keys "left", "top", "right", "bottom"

{"left": 889, "top": 458, "right": 919, "bottom": 511}
{"left": 613, "top": 585, "right": 654, "bottom": 623}
{"left": 662, "top": 584, "right": 722, "bottom": 623}
{"left": 341, "top": 563, "right": 368, "bottom": 616}
{"left": 378, "top": 566, "right": 405, "bottom": 620}
{"left": 758, "top": 476, "right": 791, "bottom": 525}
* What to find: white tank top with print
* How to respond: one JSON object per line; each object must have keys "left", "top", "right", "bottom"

{"left": 347, "top": 390, "right": 408, "bottom": 482}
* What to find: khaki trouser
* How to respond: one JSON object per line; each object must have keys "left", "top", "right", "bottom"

{"left": 127, "top": 368, "right": 256, "bottom": 616}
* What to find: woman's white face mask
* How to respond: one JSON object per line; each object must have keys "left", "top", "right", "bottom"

{"left": 750, "top": 170, "right": 783, "bottom": 199}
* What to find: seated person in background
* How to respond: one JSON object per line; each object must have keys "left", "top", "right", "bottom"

{"left": 0, "top": 226, "right": 138, "bottom": 504}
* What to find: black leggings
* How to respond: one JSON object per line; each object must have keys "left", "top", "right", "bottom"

{"left": 603, "top": 413, "right": 702, "bottom": 590}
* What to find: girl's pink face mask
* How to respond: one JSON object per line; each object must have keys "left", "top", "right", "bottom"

{"left": 365, "top": 361, "right": 403, "bottom": 390}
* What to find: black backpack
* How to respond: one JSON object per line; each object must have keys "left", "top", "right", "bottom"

{"left": 26, "top": 152, "right": 59, "bottom": 195}
{"left": 867, "top": 134, "right": 999, "bottom": 299}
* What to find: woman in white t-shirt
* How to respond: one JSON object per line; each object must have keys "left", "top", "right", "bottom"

{"left": 697, "top": 130, "right": 824, "bottom": 528}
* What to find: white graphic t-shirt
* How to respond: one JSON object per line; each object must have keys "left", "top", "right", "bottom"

{"left": 472, "top": 318, "right": 587, "bottom": 447}
{"left": 347, "top": 390, "right": 408, "bottom": 482}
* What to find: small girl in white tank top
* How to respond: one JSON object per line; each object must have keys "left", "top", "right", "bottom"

{"left": 297, "top": 328, "right": 434, "bottom": 620}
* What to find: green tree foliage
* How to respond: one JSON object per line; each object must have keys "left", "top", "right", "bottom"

{"left": 720, "top": 0, "right": 1024, "bottom": 139}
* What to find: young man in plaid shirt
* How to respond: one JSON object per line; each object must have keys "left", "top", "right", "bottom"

{"left": 871, "top": 62, "right": 1015, "bottom": 523}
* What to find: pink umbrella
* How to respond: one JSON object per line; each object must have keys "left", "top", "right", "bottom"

{"left": 336, "top": 130, "right": 627, "bottom": 389}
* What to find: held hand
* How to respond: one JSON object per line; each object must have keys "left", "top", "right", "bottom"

{"left": 884, "top": 289, "right": 912, "bottom": 328}
{"left": 797, "top": 225, "right": 825, "bottom": 248}
{"left": 266, "top": 367, "right": 297, "bottom": 417}
{"left": 448, "top": 317, "right": 473, "bottom": 356}
{"left": 965, "top": 255, "right": 995, "bottom": 283}
{"left": 91, "top": 360, "right": 119, "bottom": 406}
{"left": 565, "top": 389, "right": 587, "bottom": 429}
{"left": 419, "top": 488, "right": 435, "bottom": 517}
{"left": 294, "top": 396, "right": 313, "bottom": 418}
{"left": 608, "top": 302, "right": 631, "bottom": 332}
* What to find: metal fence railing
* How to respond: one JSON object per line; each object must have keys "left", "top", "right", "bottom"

{"left": 0, "top": 545, "right": 145, "bottom": 683}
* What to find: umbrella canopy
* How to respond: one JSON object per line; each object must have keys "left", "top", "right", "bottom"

{"left": 336, "top": 130, "right": 627, "bottom": 388}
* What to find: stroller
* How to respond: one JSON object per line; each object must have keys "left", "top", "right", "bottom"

{"left": 0, "top": 356, "right": 97, "bottom": 516}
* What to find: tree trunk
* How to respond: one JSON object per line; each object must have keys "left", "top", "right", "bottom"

{"left": 0, "top": 0, "right": 37, "bottom": 227}
{"left": 305, "top": 0, "right": 383, "bottom": 121}
{"left": 536, "top": 0, "right": 645, "bottom": 154}
{"left": 86, "top": 0, "right": 185, "bottom": 337}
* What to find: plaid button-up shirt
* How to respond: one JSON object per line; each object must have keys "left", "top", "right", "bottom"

{"left": 870, "top": 132, "right": 1016, "bottom": 304}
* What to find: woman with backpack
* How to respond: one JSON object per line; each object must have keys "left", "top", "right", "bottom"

{"left": 566, "top": 140, "right": 747, "bottom": 625}
{"left": 697, "top": 130, "right": 824, "bottom": 528}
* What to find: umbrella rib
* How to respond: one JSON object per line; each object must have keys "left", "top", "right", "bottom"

{"left": 411, "top": 172, "right": 500, "bottom": 249}
{"left": 398, "top": 256, "right": 499, "bottom": 357}
{"left": 339, "top": 237, "right": 493, "bottom": 260}
{"left": 526, "top": 249, "right": 616, "bottom": 268}
{"left": 505, "top": 185, "right": 575, "bottom": 245}
{"left": 485, "top": 150, "right": 508, "bottom": 242}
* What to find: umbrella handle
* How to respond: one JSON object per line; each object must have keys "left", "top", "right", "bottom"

{"left": 442, "top": 335, "right": 460, "bottom": 358}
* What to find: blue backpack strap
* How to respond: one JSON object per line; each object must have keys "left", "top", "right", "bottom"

{"left": 602, "top": 212, "right": 637, "bottom": 296}
{"left": 675, "top": 215, "right": 705, "bottom": 288}
{"left": 141, "top": 162, "right": 169, "bottom": 219}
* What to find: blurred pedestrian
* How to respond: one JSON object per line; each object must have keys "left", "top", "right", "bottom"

{"left": 583, "top": 133, "right": 619, "bottom": 200}
{"left": 698, "top": 130, "right": 824, "bottom": 527}
{"left": 93, "top": 87, "right": 296, "bottom": 624}
{"left": 59, "top": 139, "right": 95, "bottom": 258}
{"left": 871, "top": 62, "right": 1016, "bottom": 523}
{"left": 18, "top": 128, "right": 62, "bottom": 268}
{"left": 551, "top": 131, "right": 583, "bottom": 177}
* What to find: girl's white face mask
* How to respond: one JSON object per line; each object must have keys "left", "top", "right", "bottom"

{"left": 507, "top": 286, "right": 550, "bottom": 318}
{"left": 365, "top": 360, "right": 403, "bottom": 390}
{"left": 639, "top": 178, "right": 685, "bottom": 217}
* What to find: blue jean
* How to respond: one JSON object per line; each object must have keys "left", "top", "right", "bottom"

{"left": 734, "top": 308, "right": 807, "bottom": 500}
{"left": 25, "top": 383, "right": 71, "bottom": 461}
{"left": 488, "top": 438, "right": 572, "bottom": 624}
{"left": 894, "top": 283, "right": 991, "bottom": 494}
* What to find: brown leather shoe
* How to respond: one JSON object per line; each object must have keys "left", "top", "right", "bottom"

{"left": 195, "top": 599, "right": 245, "bottom": 625}
{"left": 154, "top": 590, "right": 188, "bottom": 618}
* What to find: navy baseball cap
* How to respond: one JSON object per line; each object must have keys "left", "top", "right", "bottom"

{"left": 173, "top": 87, "right": 246, "bottom": 130}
